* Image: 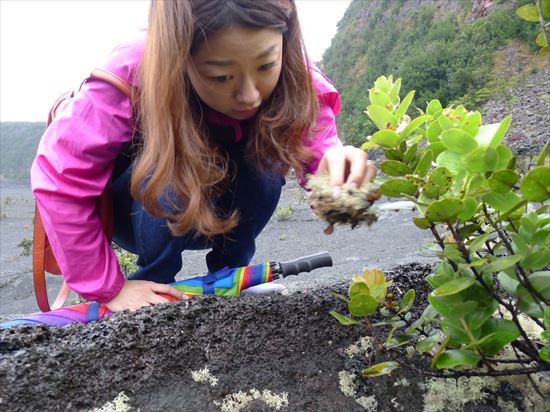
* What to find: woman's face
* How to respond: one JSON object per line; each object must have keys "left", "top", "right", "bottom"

{"left": 188, "top": 25, "right": 283, "bottom": 120}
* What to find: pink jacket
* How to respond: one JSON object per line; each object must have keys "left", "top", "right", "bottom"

{"left": 31, "top": 31, "right": 343, "bottom": 303}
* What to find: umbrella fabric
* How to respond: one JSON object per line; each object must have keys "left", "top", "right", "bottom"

{"left": 0, "top": 263, "right": 272, "bottom": 328}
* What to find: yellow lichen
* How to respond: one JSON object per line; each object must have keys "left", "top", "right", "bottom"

{"left": 191, "top": 366, "right": 219, "bottom": 387}
{"left": 423, "top": 376, "right": 500, "bottom": 412}
{"left": 345, "top": 336, "right": 374, "bottom": 358}
{"left": 91, "top": 392, "right": 131, "bottom": 412}
{"left": 338, "top": 370, "right": 357, "bottom": 397}
{"left": 214, "top": 389, "right": 288, "bottom": 412}
{"left": 356, "top": 395, "right": 378, "bottom": 411}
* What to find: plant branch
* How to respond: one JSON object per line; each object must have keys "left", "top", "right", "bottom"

{"left": 483, "top": 205, "right": 549, "bottom": 307}
{"left": 400, "top": 361, "right": 548, "bottom": 377}
{"left": 447, "top": 223, "right": 541, "bottom": 360}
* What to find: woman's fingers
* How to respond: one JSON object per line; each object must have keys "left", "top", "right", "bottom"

{"left": 318, "top": 146, "right": 376, "bottom": 189}
{"left": 345, "top": 147, "right": 368, "bottom": 187}
{"left": 152, "top": 283, "right": 185, "bottom": 300}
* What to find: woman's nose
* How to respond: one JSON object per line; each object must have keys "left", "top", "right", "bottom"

{"left": 235, "top": 76, "right": 260, "bottom": 107}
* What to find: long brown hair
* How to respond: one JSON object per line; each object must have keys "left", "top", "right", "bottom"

{"left": 132, "top": 0, "right": 319, "bottom": 237}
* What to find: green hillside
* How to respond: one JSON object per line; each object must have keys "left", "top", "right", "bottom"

{"left": 321, "top": 0, "right": 541, "bottom": 146}
{"left": 0, "top": 122, "right": 45, "bottom": 180}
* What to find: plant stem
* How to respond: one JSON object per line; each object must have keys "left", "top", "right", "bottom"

{"left": 537, "top": 0, "right": 549, "bottom": 48}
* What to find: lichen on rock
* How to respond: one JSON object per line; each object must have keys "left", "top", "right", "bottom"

{"left": 306, "top": 174, "right": 380, "bottom": 233}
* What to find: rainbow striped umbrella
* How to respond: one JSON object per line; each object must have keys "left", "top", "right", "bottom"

{"left": 1, "top": 252, "right": 332, "bottom": 328}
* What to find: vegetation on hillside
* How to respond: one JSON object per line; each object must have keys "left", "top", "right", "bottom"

{"left": 322, "top": 0, "right": 541, "bottom": 146}
{"left": 0, "top": 122, "right": 45, "bottom": 180}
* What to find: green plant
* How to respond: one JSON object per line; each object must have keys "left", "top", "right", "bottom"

{"left": 516, "top": 0, "right": 550, "bottom": 54}
{"left": 332, "top": 75, "right": 549, "bottom": 381}
{"left": 112, "top": 243, "right": 138, "bottom": 277}
{"left": 17, "top": 237, "right": 33, "bottom": 257}
{"left": 274, "top": 204, "right": 293, "bottom": 221}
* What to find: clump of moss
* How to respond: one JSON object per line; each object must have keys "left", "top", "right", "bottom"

{"left": 306, "top": 174, "right": 380, "bottom": 233}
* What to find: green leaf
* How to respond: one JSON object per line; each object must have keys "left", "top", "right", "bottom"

{"left": 331, "top": 292, "right": 349, "bottom": 304}
{"left": 474, "top": 123, "right": 499, "bottom": 147}
{"left": 362, "top": 361, "right": 399, "bottom": 377}
{"left": 536, "top": 30, "right": 549, "bottom": 47}
{"left": 495, "top": 145, "right": 514, "bottom": 170}
{"left": 413, "top": 217, "right": 431, "bottom": 229}
{"left": 348, "top": 294, "right": 379, "bottom": 317}
{"left": 479, "top": 319, "right": 520, "bottom": 356}
{"left": 516, "top": 4, "right": 541, "bottom": 22}
{"left": 385, "top": 148, "right": 403, "bottom": 161}
{"left": 490, "top": 115, "right": 512, "bottom": 147}
{"left": 522, "top": 250, "right": 550, "bottom": 271}
{"left": 467, "top": 231, "right": 491, "bottom": 253}
{"left": 369, "top": 87, "right": 392, "bottom": 108}
{"left": 374, "top": 75, "right": 392, "bottom": 93}
{"left": 414, "top": 150, "right": 434, "bottom": 178}
{"left": 441, "top": 129, "right": 478, "bottom": 154}
{"left": 435, "top": 349, "right": 481, "bottom": 369}
{"left": 426, "top": 99, "right": 442, "bottom": 116}
{"left": 426, "top": 120, "right": 443, "bottom": 143}
{"left": 380, "top": 160, "right": 412, "bottom": 176}
{"left": 436, "top": 150, "right": 464, "bottom": 174}
{"left": 425, "top": 198, "right": 464, "bottom": 223}
{"left": 458, "top": 223, "right": 481, "bottom": 239}
{"left": 489, "top": 170, "right": 519, "bottom": 193}
{"left": 389, "top": 78, "right": 402, "bottom": 103}
{"left": 403, "top": 143, "right": 418, "bottom": 165}
{"left": 482, "top": 191, "right": 523, "bottom": 214}
{"left": 482, "top": 255, "right": 523, "bottom": 274}
{"left": 400, "top": 115, "right": 430, "bottom": 138}
{"left": 432, "top": 276, "right": 475, "bottom": 297}
{"left": 543, "top": 0, "right": 550, "bottom": 18}
{"left": 395, "top": 90, "right": 415, "bottom": 121}
{"left": 349, "top": 281, "right": 370, "bottom": 298}
{"left": 330, "top": 310, "right": 361, "bottom": 326}
{"left": 458, "top": 197, "right": 478, "bottom": 221}
{"left": 536, "top": 140, "right": 550, "bottom": 166}
{"left": 444, "top": 244, "right": 464, "bottom": 263}
{"left": 366, "top": 105, "right": 398, "bottom": 130}
{"left": 459, "top": 111, "right": 481, "bottom": 138}
{"left": 521, "top": 166, "right": 550, "bottom": 202}
{"left": 519, "top": 271, "right": 550, "bottom": 300}
{"left": 498, "top": 270, "right": 519, "bottom": 295}
{"left": 427, "top": 142, "right": 447, "bottom": 158}
{"left": 540, "top": 346, "right": 550, "bottom": 362}
{"left": 379, "top": 178, "right": 418, "bottom": 197}
{"left": 399, "top": 289, "right": 415, "bottom": 313}
{"left": 423, "top": 167, "right": 453, "bottom": 199}
{"left": 416, "top": 332, "right": 441, "bottom": 353}
{"left": 370, "top": 129, "right": 401, "bottom": 149}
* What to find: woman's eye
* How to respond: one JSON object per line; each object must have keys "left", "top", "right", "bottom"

{"left": 259, "top": 62, "right": 276, "bottom": 71}
{"left": 209, "top": 75, "right": 233, "bottom": 83}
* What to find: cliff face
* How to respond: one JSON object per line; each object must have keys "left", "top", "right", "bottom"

{"left": 321, "top": 0, "right": 546, "bottom": 153}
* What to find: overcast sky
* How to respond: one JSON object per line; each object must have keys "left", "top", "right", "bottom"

{"left": 0, "top": 0, "right": 351, "bottom": 122}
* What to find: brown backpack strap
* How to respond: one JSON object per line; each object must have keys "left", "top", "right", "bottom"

{"left": 90, "top": 68, "right": 133, "bottom": 99}
{"left": 33, "top": 70, "right": 132, "bottom": 312}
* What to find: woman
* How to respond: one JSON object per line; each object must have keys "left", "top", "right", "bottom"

{"left": 31, "top": 0, "right": 376, "bottom": 312}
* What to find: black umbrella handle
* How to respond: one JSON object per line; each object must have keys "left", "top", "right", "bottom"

{"left": 271, "top": 252, "right": 333, "bottom": 278}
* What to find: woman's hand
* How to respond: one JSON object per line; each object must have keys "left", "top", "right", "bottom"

{"left": 106, "top": 280, "right": 186, "bottom": 312}
{"left": 316, "top": 145, "right": 377, "bottom": 193}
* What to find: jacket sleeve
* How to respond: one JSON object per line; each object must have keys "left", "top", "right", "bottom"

{"left": 31, "top": 78, "right": 134, "bottom": 303}
{"left": 299, "top": 63, "right": 344, "bottom": 187}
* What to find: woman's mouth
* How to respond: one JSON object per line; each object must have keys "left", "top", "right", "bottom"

{"left": 232, "top": 107, "right": 259, "bottom": 119}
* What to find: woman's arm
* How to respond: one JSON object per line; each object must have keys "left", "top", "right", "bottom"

{"left": 31, "top": 79, "right": 134, "bottom": 303}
